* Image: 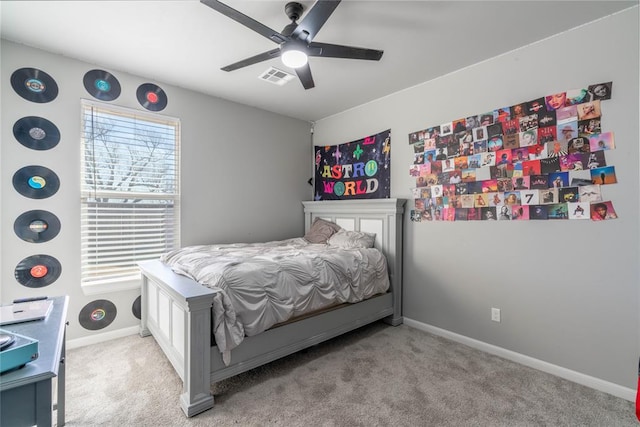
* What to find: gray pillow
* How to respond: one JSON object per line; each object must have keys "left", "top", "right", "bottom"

{"left": 303, "top": 218, "right": 342, "bottom": 244}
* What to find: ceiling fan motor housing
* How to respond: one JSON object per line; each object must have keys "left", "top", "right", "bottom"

{"left": 285, "top": 2, "right": 304, "bottom": 22}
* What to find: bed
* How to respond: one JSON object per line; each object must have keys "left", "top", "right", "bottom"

{"left": 138, "top": 198, "right": 405, "bottom": 417}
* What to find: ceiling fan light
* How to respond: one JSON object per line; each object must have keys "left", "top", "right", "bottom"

{"left": 281, "top": 49, "right": 308, "bottom": 68}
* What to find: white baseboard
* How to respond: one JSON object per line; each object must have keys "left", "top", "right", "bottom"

{"left": 404, "top": 318, "right": 636, "bottom": 402}
{"left": 67, "top": 325, "right": 139, "bottom": 350}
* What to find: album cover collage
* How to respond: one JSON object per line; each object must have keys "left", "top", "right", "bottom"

{"left": 407, "top": 82, "right": 618, "bottom": 222}
{"left": 10, "top": 66, "right": 153, "bottom": 329}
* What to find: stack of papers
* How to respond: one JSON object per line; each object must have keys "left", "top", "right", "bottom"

{"left": 0, "top": 299, "right": 53, "bottom": 325}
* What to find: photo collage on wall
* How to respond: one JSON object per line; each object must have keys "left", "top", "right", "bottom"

{"left": 407, "top": 82, "right": 617, "bottom": 222}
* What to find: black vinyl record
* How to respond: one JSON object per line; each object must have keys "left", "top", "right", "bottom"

{"left": 11, "top": 67, "right": 59, "bottom": 103}
{"left": 14, "top": 210, "right": 61, "bottom": 243}
{"left": 136, "top": 83, "right": 167, "bottom": 111}
{"left": 83, "top": 69, "right": 121, "bottom": 101}
{"left": 132, "top": 296, "right": 142, "bottom": 320}
{"left": 15, "top": 254, "right": 62, "bottom": 288}
{"left": 79, "top": 300, "right": 117, "bottom": 330}
{"left": 13, "top": 116, "right": 61, "bottom": 150}
{"left": 13, "top": 166, "right": 60, "bottom": 199}
{"left": 0, "top": 334, "right": 16, "bottom": 350}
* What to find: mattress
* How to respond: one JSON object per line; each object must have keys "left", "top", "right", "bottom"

{"left": 161, "top": 237, "right": 390, "bottom": 362}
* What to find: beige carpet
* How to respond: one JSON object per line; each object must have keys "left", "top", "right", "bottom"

{"left": 64, "top": 322, "right": 636, "bottom": 426}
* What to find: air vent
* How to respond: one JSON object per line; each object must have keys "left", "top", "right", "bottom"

{"left": 258, "top": 67, "right": 295, "bottom": 86}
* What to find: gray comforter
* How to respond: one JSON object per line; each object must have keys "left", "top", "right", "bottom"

{"left": 161, "top": 238, "right": 389, "bottom": 363}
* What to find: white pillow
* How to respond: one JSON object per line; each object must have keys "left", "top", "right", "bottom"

{"left": 327, "top": 230, "right": 375, "bottom": 249}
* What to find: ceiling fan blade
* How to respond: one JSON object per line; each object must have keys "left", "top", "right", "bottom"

{"left": 295, "top": 64, "right": 315, "bottom": 90}
{"left": 292, "top": 0, "right": 341, "bottom": 42}
{"left": 201, "top": 0, "right": 288, "bottom": 44}
{"left": 221, "top": 48, "right": 282, "bottom": 72}
{"left": 309, "top": 42, "right": 383, "bottom": 61}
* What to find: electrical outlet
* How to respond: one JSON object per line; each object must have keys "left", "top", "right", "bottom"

{"left": 491, "top": 307, "right": 501, "bottom": 322}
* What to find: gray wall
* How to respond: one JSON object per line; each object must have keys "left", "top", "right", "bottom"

{"left": 314, "top": 8, "right": 639, "bottom": 390}
{"left": 1, "top": 40, "right": 311, "bottom": 341}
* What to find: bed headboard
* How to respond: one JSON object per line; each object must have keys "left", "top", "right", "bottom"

{"left": 302, "top": 199, "right": 405, "bottom": 324}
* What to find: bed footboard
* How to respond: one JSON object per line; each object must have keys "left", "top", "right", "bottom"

{"left": 139, "top": 260, "right": 217, "bottom": 417}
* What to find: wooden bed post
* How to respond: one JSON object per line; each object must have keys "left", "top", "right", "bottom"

{"left": 139, "top": 273, "right": 151, "bottom": 338}
{"left": 180, "top": 295, "right": 215, "bottom": 417}
{"left": 383, "top": 198, "right": 405, "bottom": 326}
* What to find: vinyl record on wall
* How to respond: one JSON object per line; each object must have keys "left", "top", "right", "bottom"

{"left": 13, "top": 116, "right": 61, "bottom": 150}
{"left": 14, "top": 210, "right": 61, "bottom": 243}
{"left": 132, "top": 296, "right": 142, "bottom": 320}
{"left": 83, "top": 69, "right": 121, "bottom": 101}
{"left": 13, "top": 166, "right": 60, "bottom": 199}
{"left": 11, "top": 67, "right": 59, "bottom": 103}
{"left": 136, "top": 83, "right": 167, "bottom": 111}
{"left": 79, "top": 299, "right": 117, "bottom": 330}
{"left": 15, "top": 254, "right": 62, "bottom": 288}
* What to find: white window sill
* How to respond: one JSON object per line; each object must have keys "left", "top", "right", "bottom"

{"left": 81, "top": 277, "right": 141, "bottom": 296}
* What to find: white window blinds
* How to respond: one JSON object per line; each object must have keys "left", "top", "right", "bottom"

{"left": 80, "top": 100, "right": 180, "bottom": 287}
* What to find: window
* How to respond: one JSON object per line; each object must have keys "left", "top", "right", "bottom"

{"left": 81, "top": 100, "right": 180, "bottom": 292}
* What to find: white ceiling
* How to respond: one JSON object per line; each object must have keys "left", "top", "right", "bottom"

{"left": 1, "top": 1, "right": 636, "bottom": 122}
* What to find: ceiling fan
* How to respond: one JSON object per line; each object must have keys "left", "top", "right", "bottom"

{"left": 200, "top": 0, "right": 384, "bottom": 89}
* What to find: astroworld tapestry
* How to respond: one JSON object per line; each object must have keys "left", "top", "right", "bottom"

{"left": 314, "top": 129, "right": 391, "bottom": 200}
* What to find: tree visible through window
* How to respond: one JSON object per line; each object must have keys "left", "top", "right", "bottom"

{"left": 81, "top": 100, "right": 180, "bottom": 288}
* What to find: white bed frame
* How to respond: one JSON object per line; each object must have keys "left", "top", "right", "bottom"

{"left": 138, "top": 198, "right": 405, "bottom": 417}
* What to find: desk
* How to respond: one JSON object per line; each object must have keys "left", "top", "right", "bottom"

{"left": 1, "top": 296, "right": 68, "bottom": 427}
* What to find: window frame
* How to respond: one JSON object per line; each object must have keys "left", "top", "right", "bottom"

{"left": 80, "top": 99, "right": 181, "bottom": 294}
